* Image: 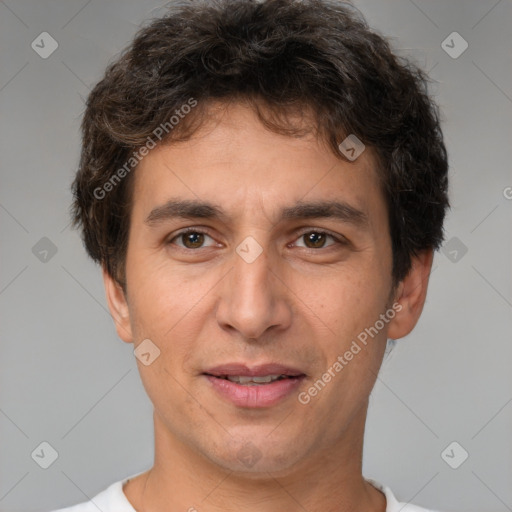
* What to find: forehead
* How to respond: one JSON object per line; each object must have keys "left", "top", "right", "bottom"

{"left": 131, "top": 101, "right": 385, "bottom": 224}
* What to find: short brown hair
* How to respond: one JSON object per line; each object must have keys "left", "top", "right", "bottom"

{"left": 72, "top": 0, "right": 449, "bottom": 288}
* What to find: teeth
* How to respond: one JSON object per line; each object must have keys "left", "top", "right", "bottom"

{"left": 251, "top": 375, "right": 280, "bottom": 383}
{"left": 226, "top": 375, "right": 283, "bottom": 384}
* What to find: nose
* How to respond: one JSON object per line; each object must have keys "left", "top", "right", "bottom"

{"left": 215, "top": 241, "right": 292, "bottom": 340}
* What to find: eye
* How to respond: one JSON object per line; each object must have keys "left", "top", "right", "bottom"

{"left": 293, "top": 230, "right": 344, "bottom": 249}
{"left": 168, "top": 228, "right": 217, "bottom": 249}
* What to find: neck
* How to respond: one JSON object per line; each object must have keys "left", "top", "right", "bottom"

{"left": 125, "top": 405, "right": 386, "bottom": 512}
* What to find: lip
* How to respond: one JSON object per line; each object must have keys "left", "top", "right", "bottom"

{"left": 204, "top": 363, "right": 304, "bottom": 377}
{"left": 203, "top": 363, "right": 306, "bottom": 408}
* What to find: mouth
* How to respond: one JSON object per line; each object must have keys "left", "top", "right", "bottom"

{"left": 203, "top": 363, "right": 306, "bottom": 407}
{"left": 211, "top": 374, "right": 295, "bottom": 385}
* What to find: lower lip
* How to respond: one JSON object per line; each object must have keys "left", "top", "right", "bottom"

{"left": 204, "top": 375, "right": 305, "bottom": 408}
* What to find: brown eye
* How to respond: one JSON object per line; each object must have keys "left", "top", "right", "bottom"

{"left": 169, "top": 229, "right": 216, "bottom": 249}
{"left": 292, "top": 230, "right": 345, "bottom": 250}
{"left": 303, "top": 232, "right": 328, "bottom": 248}
{"left": 181, "top": 232, "right": 205, "bottom": 249}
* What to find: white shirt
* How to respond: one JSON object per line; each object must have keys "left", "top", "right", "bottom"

{"left": 50, "top": 473, "right": 440, "bottom": 512}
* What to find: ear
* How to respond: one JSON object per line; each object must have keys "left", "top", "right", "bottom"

{"left": 102, "top": 267, "right": 134, "bottom": 343}
{"left": 387, "top": 249, "right": 434, "bottom": 340}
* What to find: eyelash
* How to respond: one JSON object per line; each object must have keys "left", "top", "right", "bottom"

{"left": 167, "top": 227, "right": 347, "bottom": 251}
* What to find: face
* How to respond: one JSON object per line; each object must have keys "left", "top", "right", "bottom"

{"left": 105, "top": 101, "right": 431, "bottom": 476}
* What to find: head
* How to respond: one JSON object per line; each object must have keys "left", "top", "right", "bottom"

{"left": 72, "top": 0, "right": 448, "bottom": 475}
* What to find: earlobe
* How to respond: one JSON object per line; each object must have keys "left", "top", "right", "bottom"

{"left": 102, "top": 268, "right": 134, "bottom": 343}
{"left": 387, "top": 249, "right": 434, "bottom": 341}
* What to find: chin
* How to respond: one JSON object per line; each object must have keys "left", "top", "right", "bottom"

{"left": 204, "top": 433, "right": 308, "bottom": 476}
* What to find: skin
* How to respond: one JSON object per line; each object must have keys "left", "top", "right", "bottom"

{"left": 104, "top": 100, "right": 433, "bottom": 512}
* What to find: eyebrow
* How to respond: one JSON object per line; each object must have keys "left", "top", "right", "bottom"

{"left": 144, "top": 199, "right": 368, "bottom": 228}
{"left": 281, "top": 200, "right": 368, "bottom": 227}
{"left": 145, "top": 199, "right": 228, "bottom": 225}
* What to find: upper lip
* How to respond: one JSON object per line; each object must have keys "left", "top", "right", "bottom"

{"left": 204, "top": 363, "right": 305, "bottom": 377}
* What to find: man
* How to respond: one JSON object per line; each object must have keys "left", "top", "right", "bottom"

{"left": 52, "top": 0, "right": 448, "bottom": 510}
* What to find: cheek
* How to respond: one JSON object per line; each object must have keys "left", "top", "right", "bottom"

{"left": 307, "top": 268, "right": 390, "bottom": 345}
{"left": 125, "top": 255, "right": 221, "bottom": 373}
{"left": 303, "top": 273, "right": 389, "bottom": 417}
{"left": 126, "top": 252, "right": 200, "bottom": 329}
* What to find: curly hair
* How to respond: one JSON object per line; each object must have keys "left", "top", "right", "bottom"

{"left": 72, "top": 0, "right": 449, "bottom": 289}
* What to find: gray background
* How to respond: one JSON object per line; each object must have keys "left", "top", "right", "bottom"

{"left": 1, "top": 1, "right": 511, "bottom": 511}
